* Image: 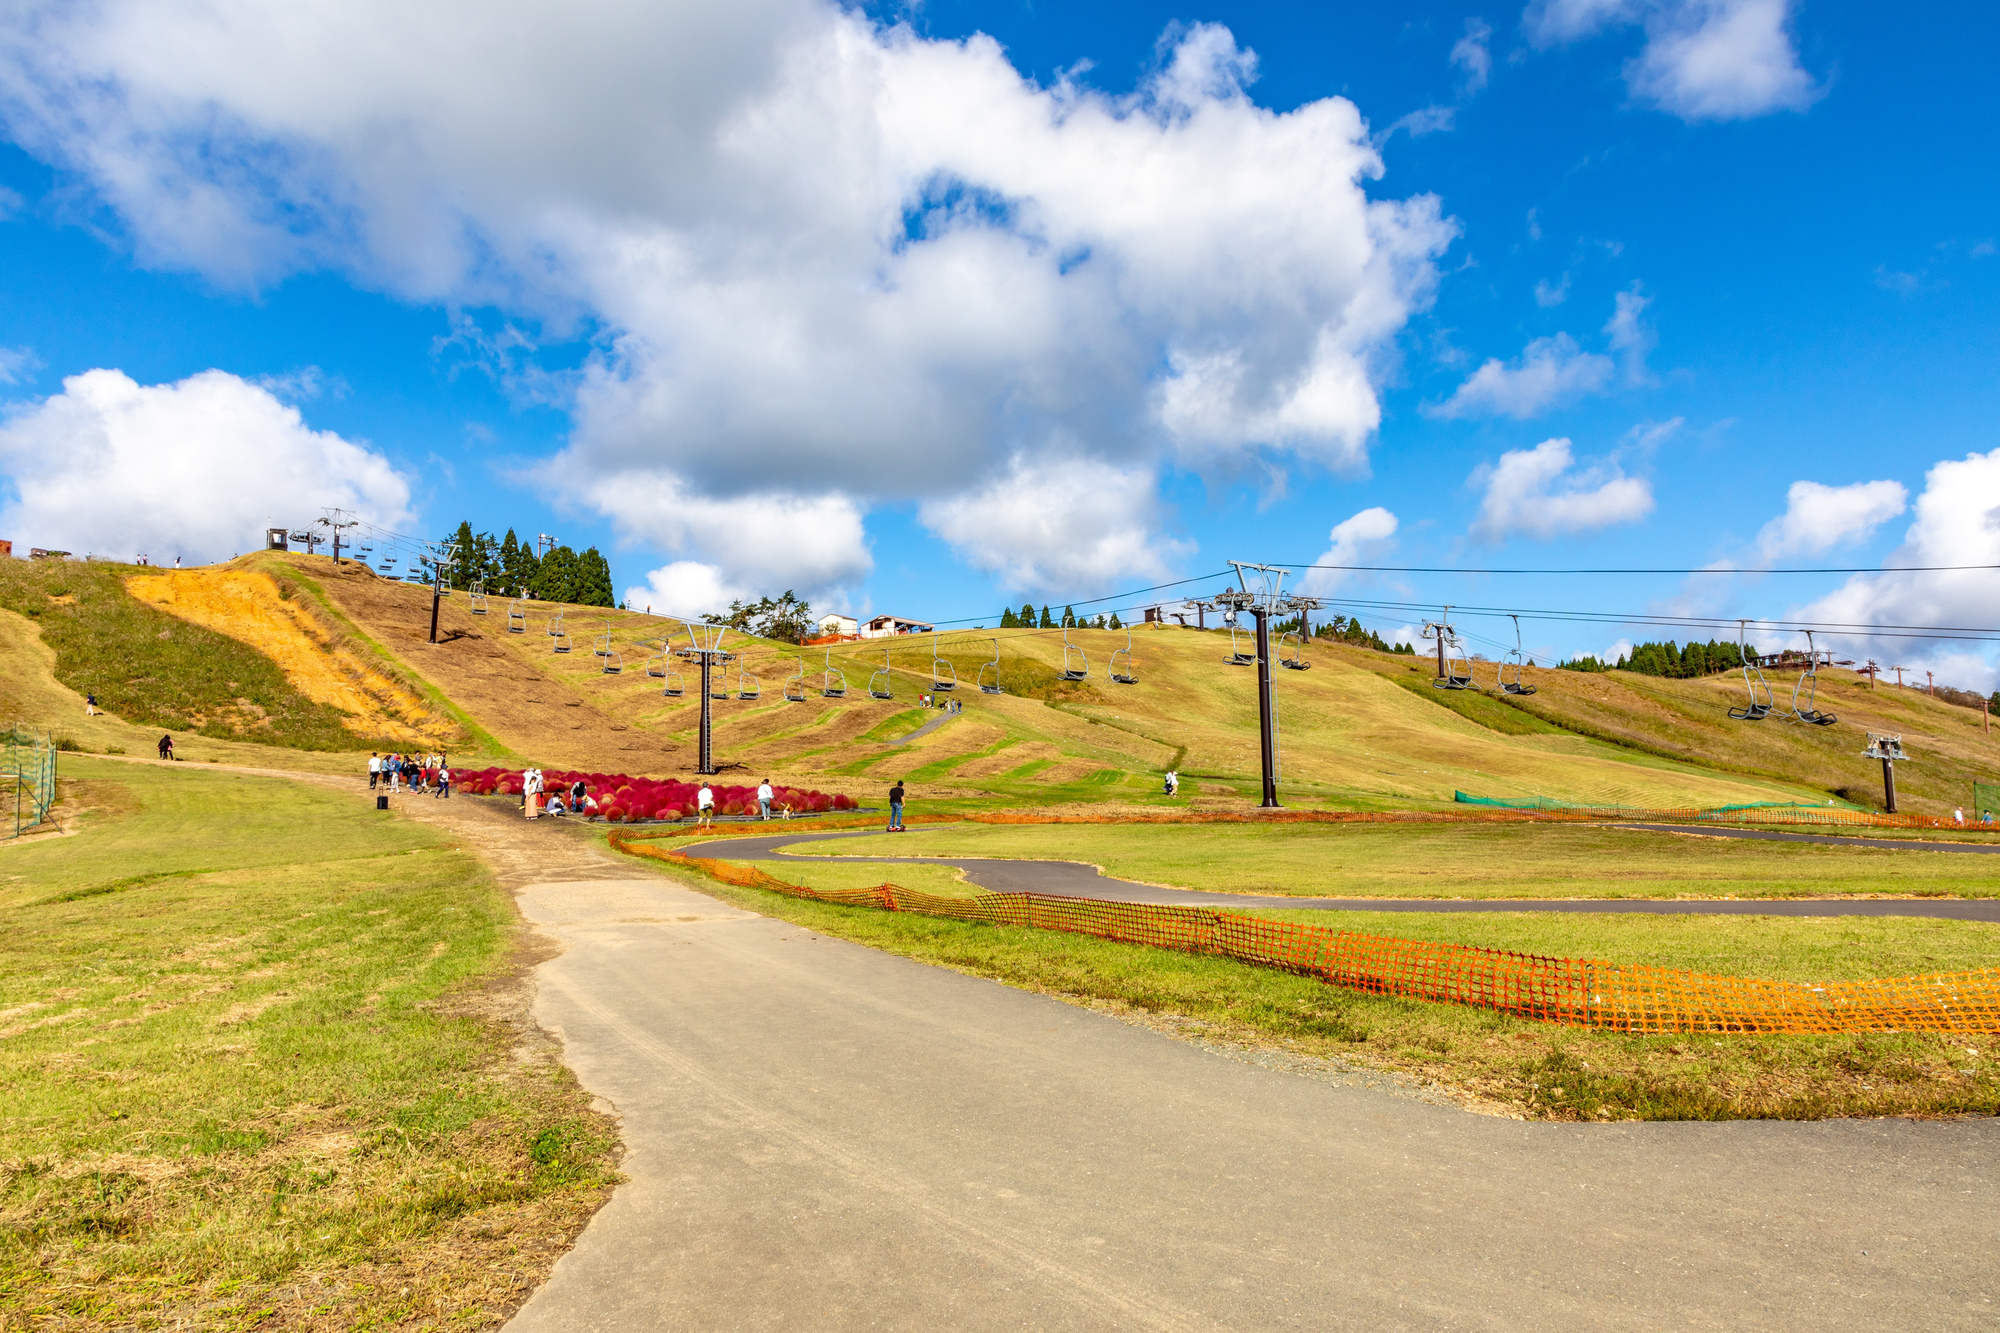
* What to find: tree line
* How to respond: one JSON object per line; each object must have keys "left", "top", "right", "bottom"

{"left": 1558, "top": 638, "right": 1754, "bottom": 677}
{"left": 442, "top": 523, "right": 616, "bottom": 608}
{"left": 999, "top": 604, "right": 1125, "bottom": 629}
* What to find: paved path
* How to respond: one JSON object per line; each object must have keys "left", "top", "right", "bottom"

{"left": 505, "top": 870, "right": 1998, "bottom": 1331}
{"left": 685, "top": 830, "right": 2000, "bottom": 922}
{"left": 1612, "top": 821, "right": 2000, "bottom": 853}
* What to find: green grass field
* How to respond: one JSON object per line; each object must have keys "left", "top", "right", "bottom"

{"left": 791, "top": 820, "right": 2000, "bottom": 900}
{"left": 666, "top": 847, "right": 2000, "bottom": 1122}
{"left": 0, "top": 758, "right": 615, "bottom": 1328}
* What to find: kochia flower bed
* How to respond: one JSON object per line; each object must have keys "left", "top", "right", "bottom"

{"left": 451, "top": 767, "right": 856, "bottom": 823}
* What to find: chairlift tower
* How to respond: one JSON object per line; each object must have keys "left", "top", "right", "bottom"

{"left": 1863, "top": 733, "right": 1907, "bottom": 814}
{"left": 425, "top": 540, "right": 459, "bottom": 645}
{"left": 1218, "top": 561, "right": 1291, "bottom": 809}
{"left": 678, "top": 623, "right": 734, "bottom": 775}
{"left": 317, "top": 508, "right": 359, "bottom": 565}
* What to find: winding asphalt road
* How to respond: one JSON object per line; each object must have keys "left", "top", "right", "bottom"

{"left": 683, "top": 827, "right": 2000, "bottom": 922}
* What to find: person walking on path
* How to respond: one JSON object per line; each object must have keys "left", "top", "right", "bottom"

{"left": 757, "top": 778, "right": 774, "bottom": 821}
{"left": 1955, "top": 807, "right": 1966, "bottom": 827}
{"left": 435, "top": 764, "right": 451, "bottom": 799}
{"left": 888, "top": 779, "right": 906, "bottom": 832}
{"left": 157, "top": 734, "right": 174, "bottom": 761}
{"left": 1163, "top": 770, "right": 1179, "bottom": 797}
{"left": 368, "top": 753, "right": 381, "bottom": 790}
{"left": 524, "top": 768, "right": 542, "bottom": 818}
{"left": 697, "top": 782, "right": 716, "bottom": 829}
{"left": 85, "top": 692, "right": 99, "bottom": 716}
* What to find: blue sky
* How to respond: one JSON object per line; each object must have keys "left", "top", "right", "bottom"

{"left": 0, "top": 1, "right": 1994, "bottom": 679}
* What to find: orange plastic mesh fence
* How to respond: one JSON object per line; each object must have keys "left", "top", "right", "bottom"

{"left": 609, "top": 832, "right": 2000, "bottom": 1035}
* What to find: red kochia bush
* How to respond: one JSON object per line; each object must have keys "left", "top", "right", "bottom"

{"left": 448, "top": 767, "right": 857, "bottom": 822}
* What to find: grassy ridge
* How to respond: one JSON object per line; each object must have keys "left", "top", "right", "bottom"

{"left": 0, "top": 758, "right": 615, "bottom": 1327}
{"left": 0, "top": 559, "right": 385, "bottom": 751}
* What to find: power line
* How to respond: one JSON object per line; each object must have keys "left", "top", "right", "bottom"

{"left": 1283, "top": 561, "right": 2000, "bottom": 576}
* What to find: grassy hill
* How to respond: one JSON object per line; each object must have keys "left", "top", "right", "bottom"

{"left": 7, "top": 548, "right": 1992, "bottom": 813}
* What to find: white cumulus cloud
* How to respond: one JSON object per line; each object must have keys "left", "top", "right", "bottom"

{"left": 917, "top": 454, "right": 1191, "bottom": 594}
{"left": 1790, "top": 451, "right": 2000, "bottom": 690}
{"left": 0, "top": 368, "right": 411, "bottom": 563}
{"left": 0, "top": 4, "right": 1456, "bottom": 596}
{"left": 1524, "top": 0, "right": 1821, "bottom": 121}
{"left": 1469, "top": 436, "right": 1653, "bottom": 541}
{"left": 1450, "top": 19, "right": 1494, "bottom": 94}
{"left": 1298, "top": 506, "right": 1398, "bottom": 594}
{"left": 1755, "top": 478, "right": 1908, "bottom": 560}
{"left": 1429, "top": 333, "right": 1614, "bottom": 420}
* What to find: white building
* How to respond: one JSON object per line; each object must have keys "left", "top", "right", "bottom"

{"left": 816, "top": 613, "right": 859, "bottom": 638}
{"left": 861, "top": 614, "right": 935, "bottom": 639}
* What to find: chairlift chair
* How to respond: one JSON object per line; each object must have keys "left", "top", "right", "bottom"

{"left": 1058, "top": 625, "right": 1090, "bottom": 681}
{"left": 1787, "top": 630, "right": 1837, "bottom": 726}
{"left": 548, "top": 613, "right": 571, "bottom": 655}
{"left": 737, "top": 660, "right": 761, "bottom": 701}
{"left": 505, "top": 598, "right": 527, "bottom": 633}
{"left": 1727, "top": 620, "right": 1775, "bottom": 721}
{"left": 868, "top": 646, "right": 895, "bottom": 700}
{"left": 643, "top": 640, "right": 668, "bottom": 678}
{"left": 1224, "top": 614, "right": 1256, "bottom": 666}
{"left": 820, "top": 648, "right": 848, "bottom": 699}
{"left": 659, "top": 653, "right": 686, "bottom": 697}
{"left": 1110, "top": 628, "right": 1138, "bottom": 685}
{"left": 978, "top": 638, "right": 1006, "bottom": 695}
{"left": 1278, "top": 628, "right": 1310, "bottom": 671}
{"left": 594, "top": 623, "right": 622, "bottom": 675}
{"left": 931, "top": 634, "right": 958, "bottom": 692}
{"left": 1432, "top": 628, "right": 1473, "bottom": 690}
{"left": 709, "top": 664, "right": 730, "bottom": 699}
{"left": 783, "top": 658, "right": 808, "bottom": 703}
{"left": 1500, "top": 614, "right": 1537, "bottom": 696}
{"left": 468, "top": 581, "right": 488, "bottom": 616}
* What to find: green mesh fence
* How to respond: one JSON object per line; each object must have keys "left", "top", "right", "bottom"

{"left": 1974, "top": 781, "right": 2000, "bottom": 824}
{"left": 1, "top": 726, "right": 57, "bottom": 840}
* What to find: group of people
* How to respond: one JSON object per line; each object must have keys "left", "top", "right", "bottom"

{"left": 918, "top": 694, "right": 964, "bottom": 713}
{"left": 369, "top": 751, "right": 452, "bottom": 798}
{"left": 522, "top": 769, "right": 597, "bottom": 820}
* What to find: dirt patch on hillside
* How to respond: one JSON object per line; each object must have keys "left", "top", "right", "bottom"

{"left": 308, "top": 562, "right": 687, "bottom": 773}
{"left": 954, "top": 741, "right": 1064, "bottom": 778}
{"left": 127, "top": 569, "right": 443, "bottom": 745}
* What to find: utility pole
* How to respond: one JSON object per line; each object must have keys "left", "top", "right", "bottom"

{"left": 537, "top": 533, "right": 559, "bottom": 558}
{"left": 1864, "top": 734, "right": 1906, "bottom": 814}
{"left": 1926, "top": 670, "right": 1935, "bottom": 696}
{"left": 679, "top": 623, "right": 734, "bottom": 774}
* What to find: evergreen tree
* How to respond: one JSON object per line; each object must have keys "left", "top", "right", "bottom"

{"left": 500, "top": 529, "right": 541, "bottom": 597}
{"left": 1062, "top": 605, "right": 1076, "bottom": 627}
{"left": 446, "top": 521, "right": 479, "bottom": 587}
{"left": 1093, "top": 613, "right": 1107, "bottom": 629}
{"left": 1108, "top": 612, "right": 1122, "bottom": 630}
{"left": 573, "top": 547, "right": 616, "bottom": 607}
{"left": 1000, "top": 607, "right": 1019, "bottom": 628}
{"left": 1019, "top": 603, "right": 1036, "bottom": 627}
{"left": 532, "top": 545, "right": 580, "bottom": 603}
{"left": 1038, "top": 605, "right": 1055, "bottom": 629}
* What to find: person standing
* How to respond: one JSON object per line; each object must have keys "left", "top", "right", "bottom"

{"left": 697, "top": 781, "right": 716, "bottom": 828}
{"left": 85, "top": 692, "right": 100, "bottom": 716}
{"left": 436, "top": 763, "right": 451, "bottom": 799}
{"left": 757, "top": 778, "right": 774, "bottom": 821}
{"left": 157, "top": 734, "right": 174, "bottom": 761}
{"left": 888, "top": 779, "right": 905, "bottom": 832}
{"left": 1163, "top": 770, "right": 1179, "bottom": 797}
{"left": 368, "top": 752, "right": 381, "bottom": 790}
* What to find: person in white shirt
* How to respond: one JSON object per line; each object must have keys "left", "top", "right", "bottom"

{"left": 697, "top": 782, "right": 716, "bottom": 828}
{"left": 757, "top": 779, "right": 774, "bottom": 821}
{"left": 368, "top": 753, "right": 381, "bottom": 790}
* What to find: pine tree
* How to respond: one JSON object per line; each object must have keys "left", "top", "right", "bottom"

{"left": 1108, "top": 612, "right": 1122, "bottom": 630}
{"left": 1093, "top": 614, "right": 1106, "bottom": 630}
{"left": 1019, "top": 603, "right": 1035, "bottom": 627}
{"left": 1000, "top": 607, "right": 1019, "bottom": 628}
{"left": 1039, "top": 605, "right": 1055, "bottom": 629}
{"left": 532, "top": 545, "right": 580, "bottom": 603}
{"left": 448, "top": 521, "right": 478, "bottom": 588}
{"left": 573, "top": 547, "right": 615, "bottom": 607}
{"left": 1062, "top": 605, "right": 1076, "bottom": 627}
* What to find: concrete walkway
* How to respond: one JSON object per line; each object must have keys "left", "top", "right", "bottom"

{"left": 505, "top": 871, "right": 1998, "bottom": 1331}
{"left": 687, "top": 830, "right": 2000, "bottom": 921}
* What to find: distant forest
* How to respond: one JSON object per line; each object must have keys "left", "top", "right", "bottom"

{"left": 1558, "top": 639, "right": 1754, "bottom": 677}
